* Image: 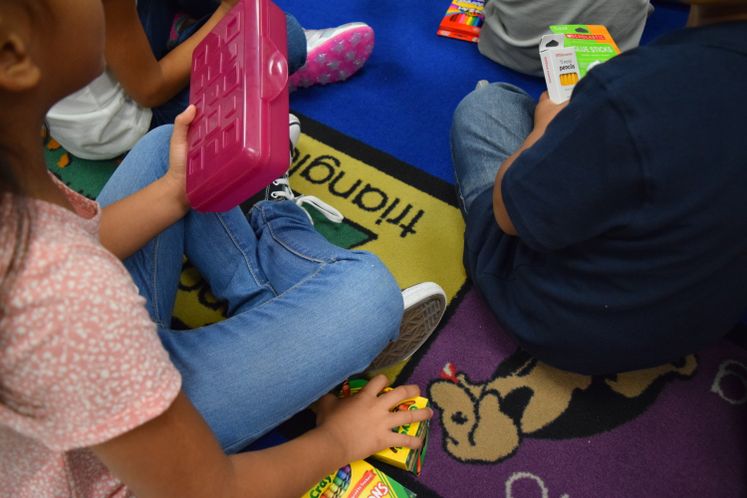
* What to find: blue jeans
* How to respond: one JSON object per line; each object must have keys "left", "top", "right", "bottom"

{"left": 450, "top": 83, "right": 535, "bottom": 217}
{"left": 138, "top": 0, "right": 308, "bottom": 128}
{"left": 97, "top": 125, "right": 403, "bottom": 453}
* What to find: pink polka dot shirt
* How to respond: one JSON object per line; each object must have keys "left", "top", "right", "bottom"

{"left": 0, "top": 178, "right": 181, "bottom": 497}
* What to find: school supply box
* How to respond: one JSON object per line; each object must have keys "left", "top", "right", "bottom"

{"left": 338, "top": 379, "right": 431, "bottom": 476}
{"left": 539, "top": 24, "right": 620, "bottom": 103}
{"left": 302, "top": 460, "right": 416, "bottom": 498}
{"left": 187, "top": 0, "right": 289, "bottom": 212}
{"left": 436, "top": 0, "right": 486, "bottom": 43}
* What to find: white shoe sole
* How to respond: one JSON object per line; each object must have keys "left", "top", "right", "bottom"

{"left": 289, "top": 113, "right": 301, "bottom": 150}
{"left": 366, "top": 282, "right": 447, "bottom": 372}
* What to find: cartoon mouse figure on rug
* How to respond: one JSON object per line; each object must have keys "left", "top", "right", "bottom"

{"left": 428, "top": 350, "right": 697, "bottom": 463}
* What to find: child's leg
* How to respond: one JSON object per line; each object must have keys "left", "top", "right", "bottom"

{"left": 286, "top": 13, "right": 308, "bottom": 74}
{"left": 158, "top": 238, "right": 403, "bottom": 453}
{"left": 97, "top": 126, "right": 190, "bottom": 327}
{"left": 96, "top": 125, "right": 274, "bottom": 324}
{"left": 450, "top": 82, "right": 535, "bottom": 217}
{"left": 171, "top": 198, "right": 405, "bottom": 453}
{"left": 98, "top": 125, "right": 404, "bottom": 453}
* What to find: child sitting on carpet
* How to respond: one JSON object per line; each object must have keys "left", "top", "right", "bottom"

{"left": 451, "top": 0, "right": 747, "bottom": 374}
{"left": 0, "top": 1, "right": 444, "bottom": 496}
{"left": 46, "top": 0, "right": 375, "bottom": 160}
{"left": 478, "top": 0, "right": 653, "bottom": 76}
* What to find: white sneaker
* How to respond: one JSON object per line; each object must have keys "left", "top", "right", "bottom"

{"left": 289, "top": 113, "right": 301, "bottom": 152}
{"left": 289, "top": 22, "right": 374, "bottom": 91}
{"left": 265, "top": 175, "right": 344, "bottom": 225}
{"left": 365, "top": 282, "right": 447, "bottom": 373}
{"left": 266, "top": 114, "right": 344, "bottom": 225}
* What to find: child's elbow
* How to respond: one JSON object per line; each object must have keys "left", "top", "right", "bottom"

{"left": 128, "top": 87, "right": 164, "bottom": 109}
{"left": 122, "top": 77, "right": 169, "bottom": 109}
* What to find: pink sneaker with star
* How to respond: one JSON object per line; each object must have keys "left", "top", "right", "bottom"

{"left": 289, "top": 22, "right": 375, "bottom": 91}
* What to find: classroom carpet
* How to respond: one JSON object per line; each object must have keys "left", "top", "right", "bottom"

{"left": 45, "top": 1, "right": 747, "bottom": 496}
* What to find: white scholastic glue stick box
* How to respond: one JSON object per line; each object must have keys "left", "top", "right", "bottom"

{"left": 539, "top": 25, "right": 621, "bottom": 103}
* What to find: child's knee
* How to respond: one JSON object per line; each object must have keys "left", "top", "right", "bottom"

{"left": 342, "top": 252, "right": 402, "bottom": 331}
{"left": 98, "top": 125, "right": 174, "bottom": 205}
{"left": 453, "top": 83, "right": 522, "bottom": 138}
{"left": 130, "top": 124, "right": 174, "bottom": 175}
{"left": 139, "top": 124, "right": 174, "bottom": 153}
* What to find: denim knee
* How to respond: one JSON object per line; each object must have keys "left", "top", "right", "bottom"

{"left": 453, "top": 83, "right": 529, "bottom": 138}
{"left": 342, "top": 251, "right": 403, "bottom": 341}
{"left": 97, "top": 125, "right": 174, "bottom": 206}
{"left": 120, "top": 124, "right": 172, "bottom": 179}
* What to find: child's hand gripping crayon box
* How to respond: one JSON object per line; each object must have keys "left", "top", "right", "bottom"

{"left": 301, "top": 460, "right": 417, "bottom": 498}
{"left": 436, "top": 0, "right": 486, "bottom": 43}
{"left": 338, "top": 379, "right": 430, "bottom": 476}
{"left": 539, "top": 24, "right": 620, "bottom": 103}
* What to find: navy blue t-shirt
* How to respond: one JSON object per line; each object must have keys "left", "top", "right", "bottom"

{"left": 465, "top": 22, "right": 747, "bottom": 373}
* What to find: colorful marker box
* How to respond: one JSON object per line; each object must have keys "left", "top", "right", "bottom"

{"left": 436, "top": 0, "right": 486, "bottom": 43}
{"left": 337, "top": 379, "right": 431, "bottom": 476}
{"left": 539, "top": 24, "right": 620, "bottom": 103}
{"left": 302, "top": 460, "right": 416, "bottom": 498}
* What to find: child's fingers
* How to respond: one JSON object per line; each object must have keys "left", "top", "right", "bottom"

{"left": 378, "top": 384, "right": 421, "bottom": 407}
{"left": 360, "top": 374, "right": 389, "bottom": 397}
{"left": 175, "top": 104, "right": 197, "bottom": 126}
{"left": 387, "top": 433, "right": 424, "bottom": 450}
{"left": 170, "top": 106, "right": 197, "bottom": 153}
{"left": 389, "top": 406, "right": 432, "bottom": 429}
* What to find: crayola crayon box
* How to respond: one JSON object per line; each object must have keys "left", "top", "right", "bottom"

{"left": 539, "top": 24, "right": 620, "bottom": 103}
{"left": 436, "top": 0, "right": 486, "bottom": 43}
{"left": 302, "top": 460, "right": 416, "bottom": 498}
{"left": 338, "top": 379, "right": 431, "bottom": 476}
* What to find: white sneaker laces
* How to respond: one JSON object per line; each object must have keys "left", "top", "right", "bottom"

{"left": 269, "top": 177, "right": 344, "bottom": 225}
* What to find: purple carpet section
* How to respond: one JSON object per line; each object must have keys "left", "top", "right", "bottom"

{"left": 401, "top": 288, "right": 747, "bottom": 498}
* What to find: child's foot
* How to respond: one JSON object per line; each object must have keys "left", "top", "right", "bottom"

{"left": 365, "top": 282, "right": 447, "bottom": 373}
{"left": 265, "top": 115, "right": 344, "bottom": 224}
{"left": 241, "top": 114, "right": 303, "bottom": 214}
{"left": 289, "top": 22, "right": 374, "bottom": 91}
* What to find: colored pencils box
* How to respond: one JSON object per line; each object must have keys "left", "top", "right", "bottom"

{"left": 540, "top": 24, "right": 620, "bottom": 103}
{"left": 437, "top": 0, "right": 486, "bottom": 43}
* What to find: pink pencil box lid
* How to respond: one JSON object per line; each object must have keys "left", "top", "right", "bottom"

{"left": 187, "top": 0, "right": 289, "bottom": 212}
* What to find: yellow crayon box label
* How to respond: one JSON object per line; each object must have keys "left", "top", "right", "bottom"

{"left": 371, "top": 394, "right": 430, "bottom": 476}
{"left": 302, "top": 460, "right": 416, "bottom": 498}
{"left": 336, "top": 379, "right": 431, "bottom": 475}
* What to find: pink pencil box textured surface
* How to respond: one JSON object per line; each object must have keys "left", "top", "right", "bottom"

{"left": 187, "top": 0, "right": 289, "bottom": 212}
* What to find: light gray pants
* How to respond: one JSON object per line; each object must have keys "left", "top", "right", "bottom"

{"left": 478, "top": 0, "right": 653, "bottom": 76}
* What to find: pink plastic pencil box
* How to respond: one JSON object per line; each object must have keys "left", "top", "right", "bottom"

{"left": 186, "top": 0, "right": 289, "bottom": 212}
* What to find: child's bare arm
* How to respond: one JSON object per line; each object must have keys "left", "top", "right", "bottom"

{"left": 92, "top": 376, "right": 431, "bottom": 498}
{"left": 492, "top": 92, "right": 568, "bottom": 235}
{"left": 98, "top": 106, "right": 196, "bottom": 259}
{"left": 102, "top": 0, "right": 238, "bottom": 108}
